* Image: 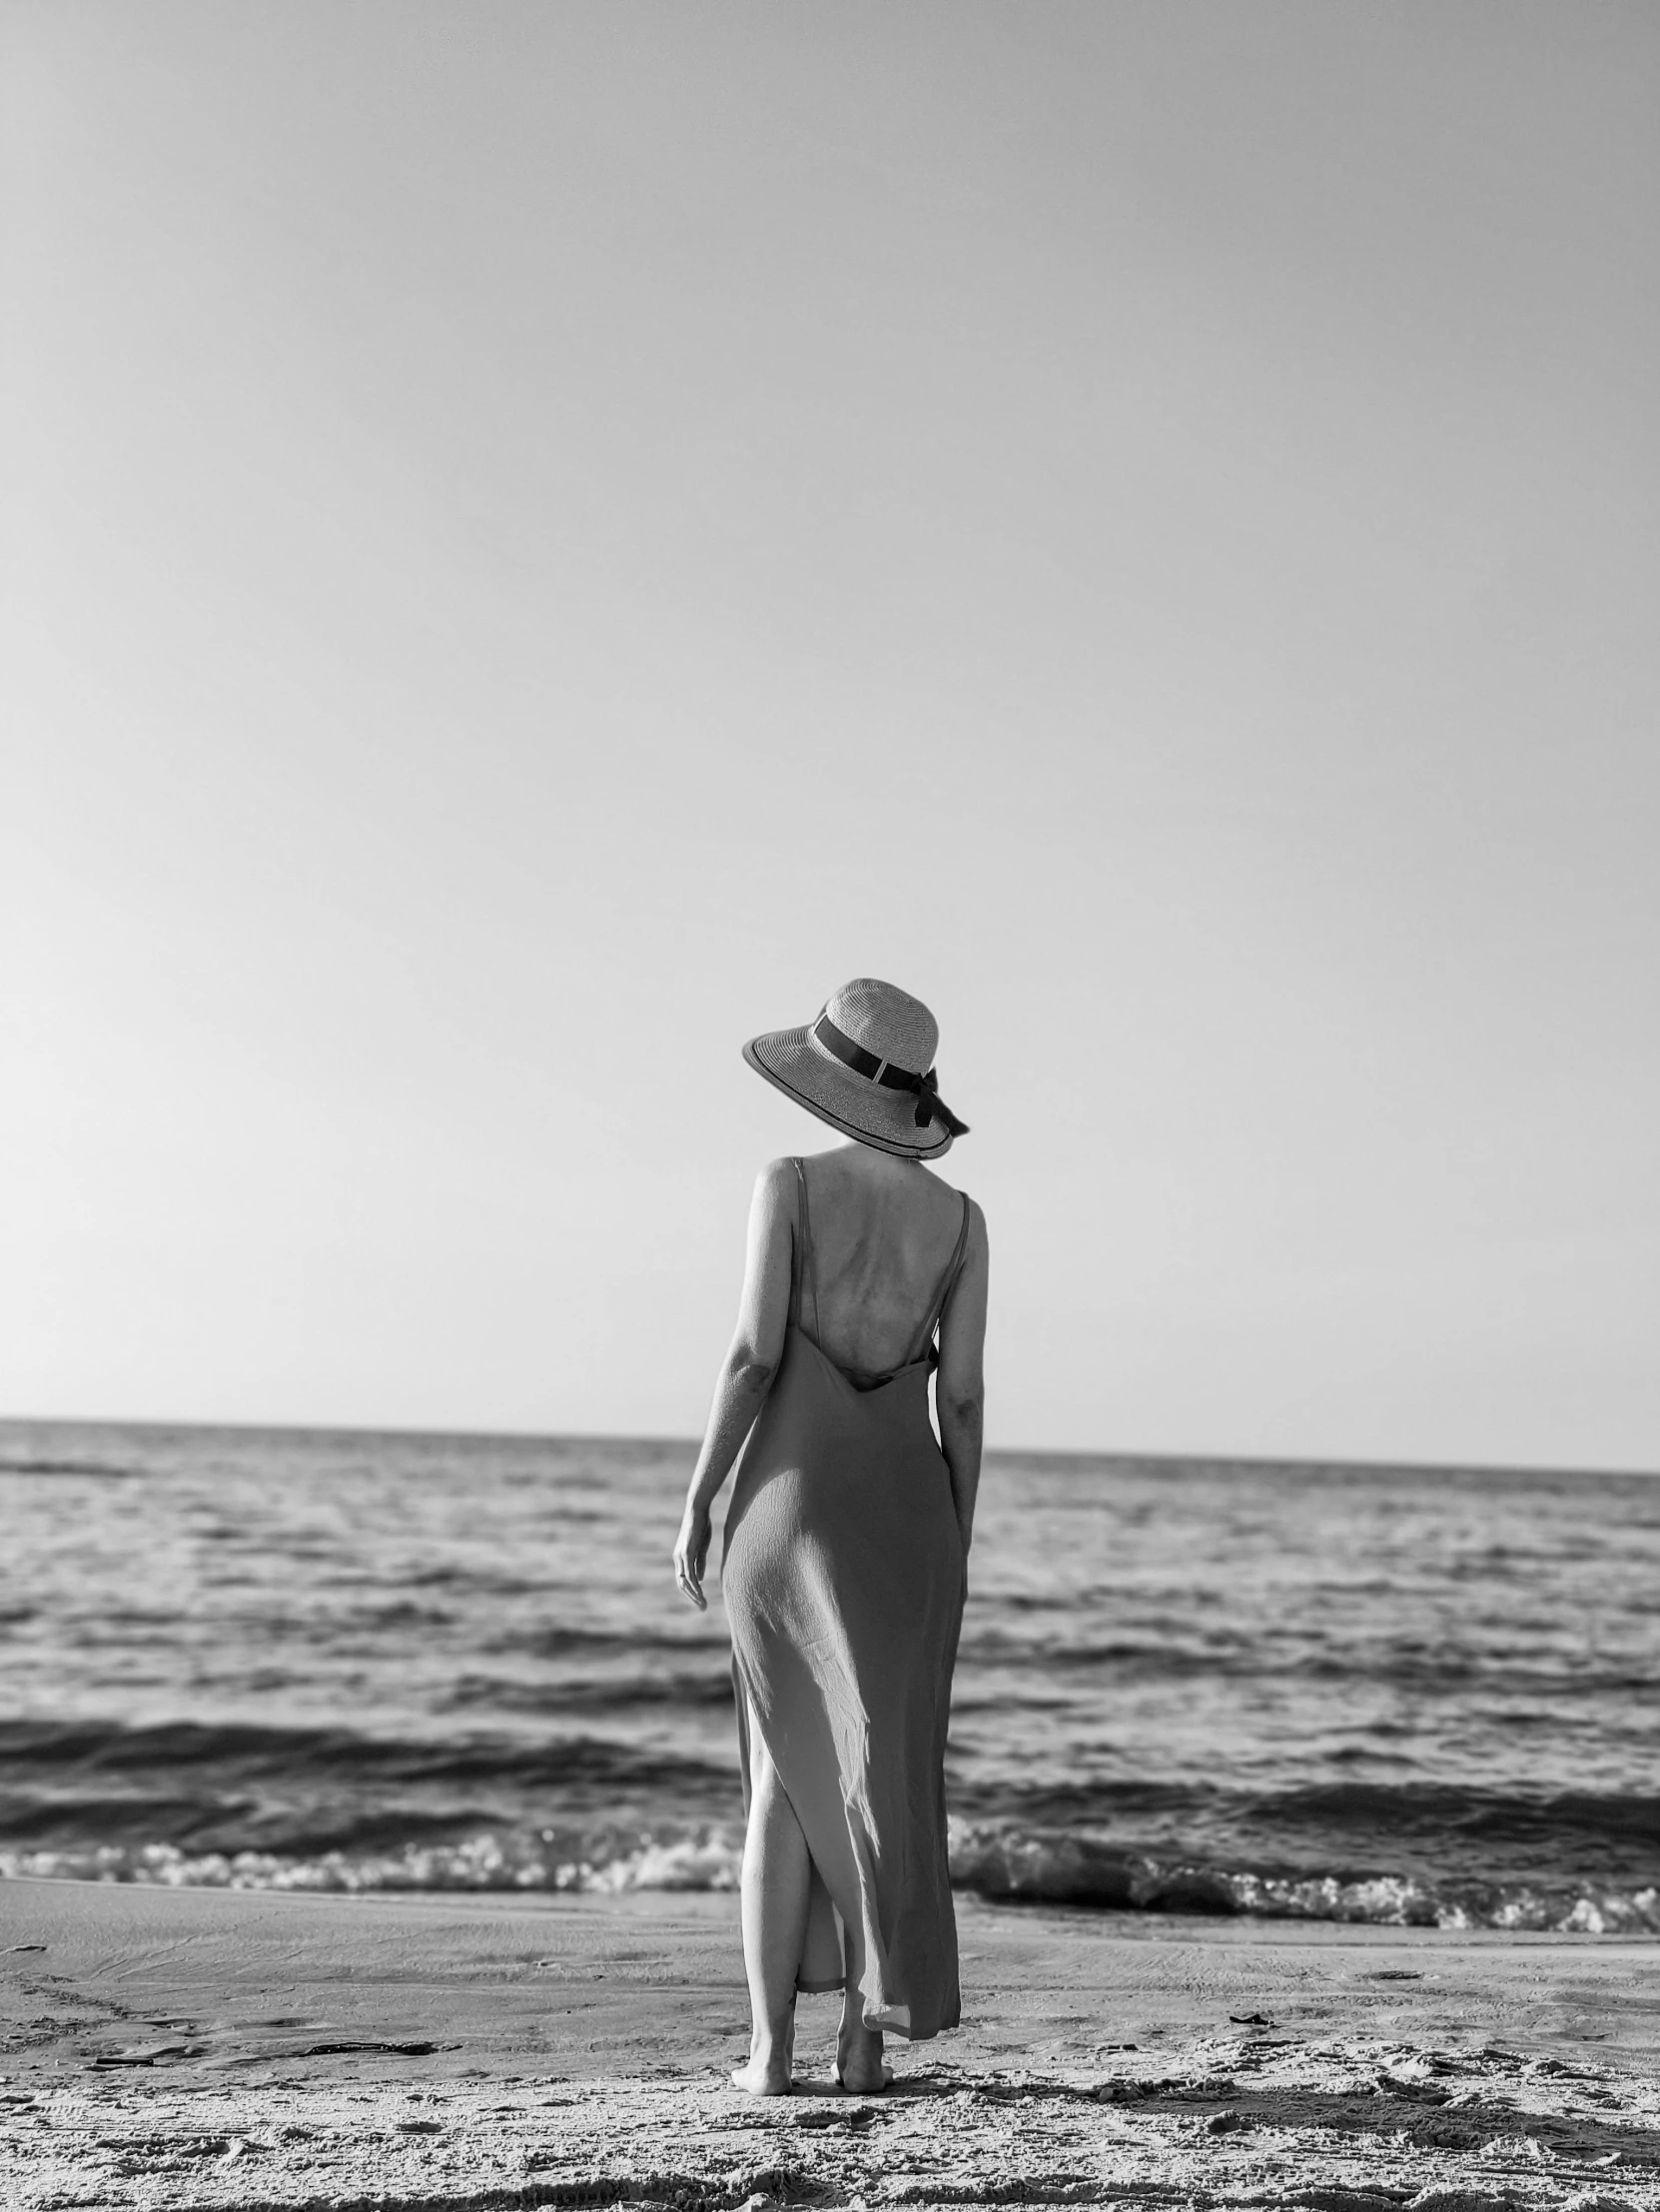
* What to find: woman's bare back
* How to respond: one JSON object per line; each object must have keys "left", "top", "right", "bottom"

{"left": 797, "top": 1143, "right": 972, "bottom": 1377}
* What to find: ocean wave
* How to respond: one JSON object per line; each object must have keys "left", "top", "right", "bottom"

{"left": 0, "top": 1715, "right": 728, "bottom": 1788}
{"left": 439, "top": 1670, "right": 736, "bottom": 1715}
{"left": 0, "top": 1828, "right": 745, "bottom": 1895}
{"left": 955, "top": 1635, "right": 1659, "bottom": 1698}
{"left": 482, "top": 1627, "right": 732, "bottom": 1662}
{"left": 1235, "top": 1780, "right": 1660, "bottom": 1852}
{"left": 0, "top": 1457, "right": 134, "bottom": 1479}
{"left": 947, "top": 1776, "right": 1660, "bottom": 1871}
{"left": 5, "top": 1818, "right": 1659, "bottom": 1934}
{"left": 0, "top": 1717, "right": 737, "bottom": 1850}
{"left": 946, "top": 1824, "right": 1660, "bottom": 1933}
{"left": 7, "top": 1720, "right": 1659, "bottom": 1898}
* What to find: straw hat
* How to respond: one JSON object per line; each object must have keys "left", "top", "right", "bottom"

{"left": 743, "top": 979, "right": 970, "bottom": 1160}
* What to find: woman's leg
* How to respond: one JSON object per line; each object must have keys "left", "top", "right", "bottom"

{"left": 799, "top": 1863, "right": 843, "bottom": 1990}
{"left": 734, "top": 1684, "right": 889, "bottom": 2095}
{"left": 834, "top": 1916, "right": 888, "bottom": 2093}
{"left": 763, "top": 1767, "right": 886, "bottom": 2092}
{"left": 731, "top": 1723, "right": 811, "bottom": 2095}
{"left": 752, "top": 1743, "right": 889, "bottom": 2087}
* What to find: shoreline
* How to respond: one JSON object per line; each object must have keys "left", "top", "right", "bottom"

{"left": 4, "top": 1877, "right": 1659, "bottom": 2208}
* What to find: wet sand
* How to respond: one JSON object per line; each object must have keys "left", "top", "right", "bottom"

{"left": 3, "top": 1875, "right": 1658, "bottom": 2209}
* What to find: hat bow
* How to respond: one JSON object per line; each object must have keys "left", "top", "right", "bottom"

{"left": 813, "top": 1014, "right": 971, "bottom": 1138}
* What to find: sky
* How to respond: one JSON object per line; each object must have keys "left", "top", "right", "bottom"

{"left": 5, "top": 2, "right": 1658, "bottom": 1468}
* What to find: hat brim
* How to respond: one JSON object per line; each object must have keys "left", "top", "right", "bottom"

{"left": 743, "top": 1027, "right": 956, "bottom": 1161}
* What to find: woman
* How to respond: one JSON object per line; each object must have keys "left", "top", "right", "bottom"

{"left": 672, "top": 978, "right": 989, "bottom": 2098}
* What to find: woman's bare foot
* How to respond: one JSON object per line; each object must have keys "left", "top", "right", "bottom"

{"left": 731, "top": 1997, "right": 795, "bottom": 2096}
{"left": 730, "top": 2053, "right": 791, "bottom": 2095}
{"left": 835, "top": 2010, "right": 890, "bottom": 2094}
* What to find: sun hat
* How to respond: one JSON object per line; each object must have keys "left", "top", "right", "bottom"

{"left": 743, "top": 979, "right": 970, "bottom": 1160}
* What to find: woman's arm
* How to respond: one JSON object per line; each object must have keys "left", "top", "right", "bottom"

{"left": 936, "top": 1200, "right": 989, "bottom": 1559}
{"left": 672, "top": 1160, "right": 795, "bottom": 1611}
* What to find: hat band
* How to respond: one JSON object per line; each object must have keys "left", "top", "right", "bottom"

{"left": 813, "top": 1014, "right": 970, "bottom": 1137}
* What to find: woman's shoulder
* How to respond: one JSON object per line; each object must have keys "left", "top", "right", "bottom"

{"left": 916, "top": 1158, "right": 982, "bottom": 1213}
{"left": 915, "top": 1170, "right": 988, "bottom": 1263}
{"left": 751, "top": 1155, "right": 802, "bottom": 1204}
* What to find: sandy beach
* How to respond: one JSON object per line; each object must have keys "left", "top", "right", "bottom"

{"left": 3, "top": 1878, "right": 1657, "bottom": 2211}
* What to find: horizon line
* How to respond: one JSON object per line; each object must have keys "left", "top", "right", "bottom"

{"left": 0, "top": 1409, "right": 1653, "bottom": 1484}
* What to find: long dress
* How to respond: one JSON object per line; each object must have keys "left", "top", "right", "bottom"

{"left": 721, "top": 1157, "right": 972, "bottom": 2040}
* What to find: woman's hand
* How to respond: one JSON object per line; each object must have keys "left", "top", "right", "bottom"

{"left": 673, "top": 1502, "right": 712, "bottom": 1611}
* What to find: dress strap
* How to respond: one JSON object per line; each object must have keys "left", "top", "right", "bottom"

{"left": 910, "top": 1190, "right": 972, "bottom": 1366}
{"left": 791, "top": 1158, "right": 822, "bottom": 1339}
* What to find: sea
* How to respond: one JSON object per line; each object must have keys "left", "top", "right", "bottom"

{"left": 2, "top": 1420, "right": 1657, "bottom": 1935}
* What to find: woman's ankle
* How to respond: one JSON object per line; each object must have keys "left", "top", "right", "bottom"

{"left": 751, "top": 2008, "right": 795, "bottom": 2070}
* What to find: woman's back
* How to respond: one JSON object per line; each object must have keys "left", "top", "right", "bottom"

{"left": 796, "top": 1144, "right": 970, "bottom": 1378}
